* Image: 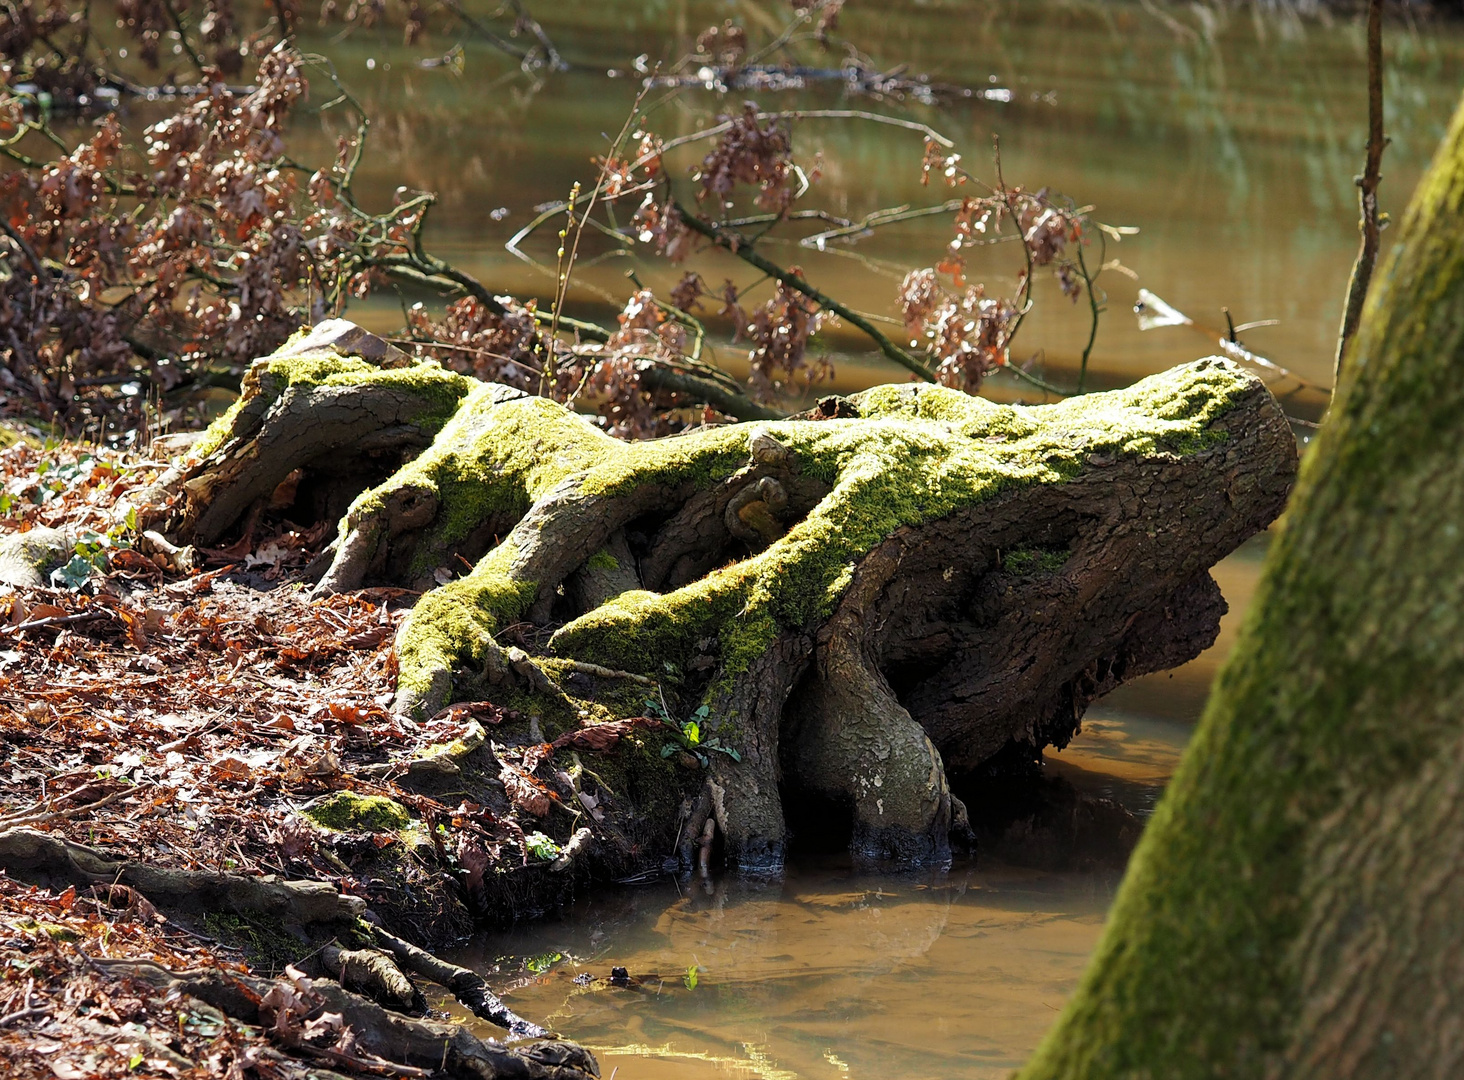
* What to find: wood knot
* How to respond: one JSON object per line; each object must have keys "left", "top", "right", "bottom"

{"left": 724, "top": 476, "right": 789, "bottom": 548}
{"left": 747, "top": 429, "right": 791, "bottom": 467}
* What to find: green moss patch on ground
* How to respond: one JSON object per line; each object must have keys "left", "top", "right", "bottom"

{"left": 304, "top": 791, "right": 412, "bottom": 833}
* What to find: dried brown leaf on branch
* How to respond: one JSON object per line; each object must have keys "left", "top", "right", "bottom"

{"left": 723, "top": 272, "right": 832, "bottom": 402}
{"left": 695, "top": 103, "right": 795, "bottom": 214}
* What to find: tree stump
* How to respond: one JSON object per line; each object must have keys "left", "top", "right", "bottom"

{"left": 157, "top": 333, "right": 1296, "bottom": 872}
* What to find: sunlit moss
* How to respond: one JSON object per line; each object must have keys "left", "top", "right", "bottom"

{"left": 398, "top": 360, "right": 1254, "bottom": 733}
{"left": 191, "top": 351, "right": 473, "bottom": 459}
{"left": 304, "top": 790, "right": 411, "bottom": 832}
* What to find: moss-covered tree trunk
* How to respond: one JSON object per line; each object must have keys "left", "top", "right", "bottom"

{"left": 153, "top": 331, "right": 1293, "bottom": 876}
{"left": 1020, "top": 92, "right": 1464, "bottom": 1080}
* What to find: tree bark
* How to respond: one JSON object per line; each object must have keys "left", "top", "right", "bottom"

{"left": 163, "top": 343, "right": 1294, "bottom": 873}
{"left": 1021, "top": 90, "right": 1464, "bottom": 1080}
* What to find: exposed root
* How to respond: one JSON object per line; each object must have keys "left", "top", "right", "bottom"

{"left": 367, "top": 925, "right": 549, "bottom": 1037}
{"left": 0, "top": 827, "right": 366, "bottom": 929}
{"left": 162, "top": 327, "right": 1296, "bottom": 871}
{"left": 0, "top": 829, "right": 590, "bottom": 1071}
{"left": 93, "top": 960, "right": 599, "bottom": 1079}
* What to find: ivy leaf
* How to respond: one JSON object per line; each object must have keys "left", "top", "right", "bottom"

{"left": 51, "top": 554, "right": 95, "bottom": 590}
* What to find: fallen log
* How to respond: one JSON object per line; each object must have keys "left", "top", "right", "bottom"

{"left": 159, "top": 331, "right": 1296, "bottom": 872}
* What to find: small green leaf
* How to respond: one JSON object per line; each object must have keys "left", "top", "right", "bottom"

{"left": 51, "top": 553, "right": 95, "bottom": 589}
{"left": 684, "top": 964, "right": 698, "bottom": 990}
{"left": 694, "top": 704, "right": 710, "bottom": 719}
{"left": 129, "top": 1053, "right": 145, "bottom": 1071}
{"left": 681, "top": 721, "right": 700, "bottom": 746}
{"left": 525, "top": 831, "right": 561, "bottom": 861}
{"left": 660, "top": 744, "right": 677, "bottom": 758}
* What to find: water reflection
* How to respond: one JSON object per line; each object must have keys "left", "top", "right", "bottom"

{"left": 271, "top": 0, "right": 1464, "bottom": 394}
{"left": 453, "top": 861, "right": 1117, "bottom": 1080}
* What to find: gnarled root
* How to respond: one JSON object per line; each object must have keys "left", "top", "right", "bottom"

{"left": 163, "top": 328, "right": 1297, "bottom": 873}
{"left": 0, "top": 827, "right": 582, "bottom": 1071}
{"left": 785, "top": 630, "right": 953, "bottom": 867}
{"left": 0, "top": 827, "right": 365, "bottom": 929}
{"left": 95, "top": 960, "right": 597, "bottom": 1080}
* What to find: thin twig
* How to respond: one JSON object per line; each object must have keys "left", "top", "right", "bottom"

{"left": 1, "top": 611, "right": 110, "bottom": 636}
{"left": 1334, "top": 0, "right": 1386, "bottom": 377}
{"left": 1076, "top": 236, "right": 1104, "bottom": 394}
{"left": 673, "top": 202, "right": 935, "bottom": 382}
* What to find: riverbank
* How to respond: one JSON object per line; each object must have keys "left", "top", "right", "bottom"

{"left": 0, "top": 434, "right": 619, "bottom": 1077}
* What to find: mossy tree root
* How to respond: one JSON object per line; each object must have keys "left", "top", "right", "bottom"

{"left": 168, "top": 332, "right": 1295, "bottom": 873}
{"left": 155, "top": 348, "right": 476, "bottom": 547}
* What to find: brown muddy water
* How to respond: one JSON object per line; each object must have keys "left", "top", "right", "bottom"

{"left": 280, "top": 2, "right": 1456, "bottom": 1073}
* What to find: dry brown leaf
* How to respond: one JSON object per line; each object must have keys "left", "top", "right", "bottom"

{"left": 551, "top": 715, "right": 661, "bottom": 754}
{"left": 499, "top": 762, "right": 550, "bottom": 817}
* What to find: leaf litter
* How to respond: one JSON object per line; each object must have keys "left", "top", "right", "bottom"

{"left": 0, "top": 437, "right": 625, "bottom": 1077}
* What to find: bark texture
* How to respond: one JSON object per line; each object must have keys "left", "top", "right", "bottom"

{"left": 162, "top": 342, "right": 1294, "bottom": 874}
{"left": 1021, "top": 90, "right": 1464, "bottom": 1080}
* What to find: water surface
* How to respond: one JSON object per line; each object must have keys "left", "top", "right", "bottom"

{"left": 455, "top": 862, "right": 1122, "bottom": 1080}
{"left": 281, "top": 0, "right": 1464, "bottom": 396}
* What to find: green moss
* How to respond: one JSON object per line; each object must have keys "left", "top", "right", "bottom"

{"left": 340, "top": 389, "right": 615, "bottom": 580}
{"left": 191, "top": 350, "right": 474, "bottom": 459}
{"left": 202, "top": 913, "right": 303, "bottom": 975}
{"left": 304, "top": 791, "right": 412, "bottom": 832}
{"left": 1002, "top": 546, "right": 1069, "bottom": 575}
{"left": 398, "top": 361, "right": 1254, "bottom": 724}
{"left": 585, "top": 549, "right": 620, "bottom": 572}
{"left": 554, "top": 362, "right": 1249, "bottom": 679}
